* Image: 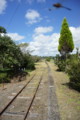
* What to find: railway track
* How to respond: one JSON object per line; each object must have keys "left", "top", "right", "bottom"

{"left": 0, "top": 67, "right": 44, "bottom": 120}
{"left": 0, "top": 62, "right": 60, "bottom": 120}
{"left": 0, "top": 72, "right": 36, "bottom": 117}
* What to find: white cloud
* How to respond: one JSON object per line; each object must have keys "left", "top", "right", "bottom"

{"left": 70, "top": 26, "right": 80, "bottom": 46}
{"left": 27, "top": 28, "right": 60, "bottom": 56}
{"left": 0, "top": 0, "right": 7, "bottom": 14}
{"left": 69, "top": 26, "right": 80, "bottom": 53}
{"left": 27, "top": 26, "right": 80, "bottom": 56}
{"left": 34, "top": 26, "right": 53, "bottom": 34}
{"left": 25, "top": 9, "right": 42, "bottom": 24}
{"left": 7, "top": 33, "right": 25, "bottom": 41}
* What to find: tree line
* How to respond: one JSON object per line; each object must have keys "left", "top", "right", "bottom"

{"left": 0, "top": 27, "right": 40, "bottom": 83}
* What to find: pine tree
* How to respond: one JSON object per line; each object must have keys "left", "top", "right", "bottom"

{"left": 58, "top": 18, "right": 74, "bottom": 57}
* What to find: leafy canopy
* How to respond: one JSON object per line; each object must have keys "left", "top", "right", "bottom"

{"left": 0, "top": 36, "right": 23, "bottom": 69}
{"left": 58, "top": 18, "right": 74, "bottom": 55}
{"left": 0, "top": 26, "right": 7, "bottom": 34}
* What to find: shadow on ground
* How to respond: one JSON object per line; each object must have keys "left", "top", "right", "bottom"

{"left": 62, "top": 82, "right": 80, "bottom": 92}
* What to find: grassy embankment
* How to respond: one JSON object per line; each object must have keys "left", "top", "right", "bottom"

{"left": 50, "top": 61, "right": 80, "bottom": 120}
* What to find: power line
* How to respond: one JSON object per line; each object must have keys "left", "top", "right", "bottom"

{"left": 6, "top": 2, "right": 21, "bottom": 30}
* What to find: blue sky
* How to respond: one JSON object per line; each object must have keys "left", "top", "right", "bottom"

{"left": 0, "top": 0, "right": 80, "bottom": 56}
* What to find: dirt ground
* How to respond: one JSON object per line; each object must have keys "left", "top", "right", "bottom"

{"left": 0, "top": 62, "right": 60, "bottom": 120}
{"left": 49, "top": 61, "right": 80, "bottom": 120}
{"left": 0, "top": 61, "right": 80, "bottom": 120}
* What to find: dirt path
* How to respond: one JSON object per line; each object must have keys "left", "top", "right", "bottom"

{"left": 0, "top": 61, "right": 60, "bottom": 120}
{"left": 46, "top": 62, "right": 60, "bottom": 120}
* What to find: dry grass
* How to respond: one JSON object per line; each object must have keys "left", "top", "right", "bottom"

{"left": 49, "top": 62, "right": 80, "bottom": 120}
{"left": 0, "top": 61, "right": 80, "bottom": 120}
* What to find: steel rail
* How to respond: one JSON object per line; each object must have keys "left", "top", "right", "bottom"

{"left": 0, "top": 73, "right": 36, "bottom": 117}
{"left": 23, "top": 71, "right": 44, "bottom": 120}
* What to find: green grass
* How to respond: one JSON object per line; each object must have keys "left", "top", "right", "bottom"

{"left": 50, "top": 62, "right": 80, "bottom": 120}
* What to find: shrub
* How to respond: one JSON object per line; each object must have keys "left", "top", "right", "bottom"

{"left": 22, "top": 54, "right": 35, "bottom": 70}
{"left": 67, "top": 60, "right": 80, "bottom": 91}
{"left": 54, "top": 54, "right": 80, "bottom": 91}
{"left": 46, "top": 57, "right": 51, "bottom": 62}
{"left": 0, "top": 27, "right": 36, "bottom": 83}
{"left": 0, "top": 72, "right": 10, "bottom": 83}
{"left": 57, "top": 60, "right": 66, "bottom": 71}
{"left": 54, "top": 55, "right": 66, "bottom": 71}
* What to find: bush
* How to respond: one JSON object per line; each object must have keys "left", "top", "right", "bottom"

{"left": 57, "top": 60, "right": 66, "bottom": 71}
{"left": 0, "top": 28, "right": 36, "bottom": 83}
{"left": 67, "top": 60, "right": 80, "bottom": 91}
{"left": 27, "top": 61, "right": 35, "bottom": 70}
{"left": 22, "top": 54, "right": 35, "bottom": 70}
{"left": 32, "top": 56, "right": 41, "bottom": 62}
{"left": 54, "top": 54, "right": 80, "bottom": 91}
{"left": 54, "top": 55, "right": 66, "bottom": 71}
{"left": 46, "top": 57, "right": 51, "bottom": 62}
{"left": 0, "top": 72, "right": 10, "bottom": 83}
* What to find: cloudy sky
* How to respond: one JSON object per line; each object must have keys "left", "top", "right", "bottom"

{"left": 0, "top": 0, "right": 80, "bottom": 56}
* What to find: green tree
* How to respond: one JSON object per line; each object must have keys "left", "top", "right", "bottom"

{"left": 58, "top": 18, "right": 74, "bottom": 57}
{"left": 0, "top": 26, "right": 6, "bottom": 36}
{"left": 18, "top": 43, "right": 29, "bottom": 53}
{"left": 0, "top": 26, "right": 36, "bottom": 83}
{"left": 0, "top": 36, "right": 23, "bottom": 70}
